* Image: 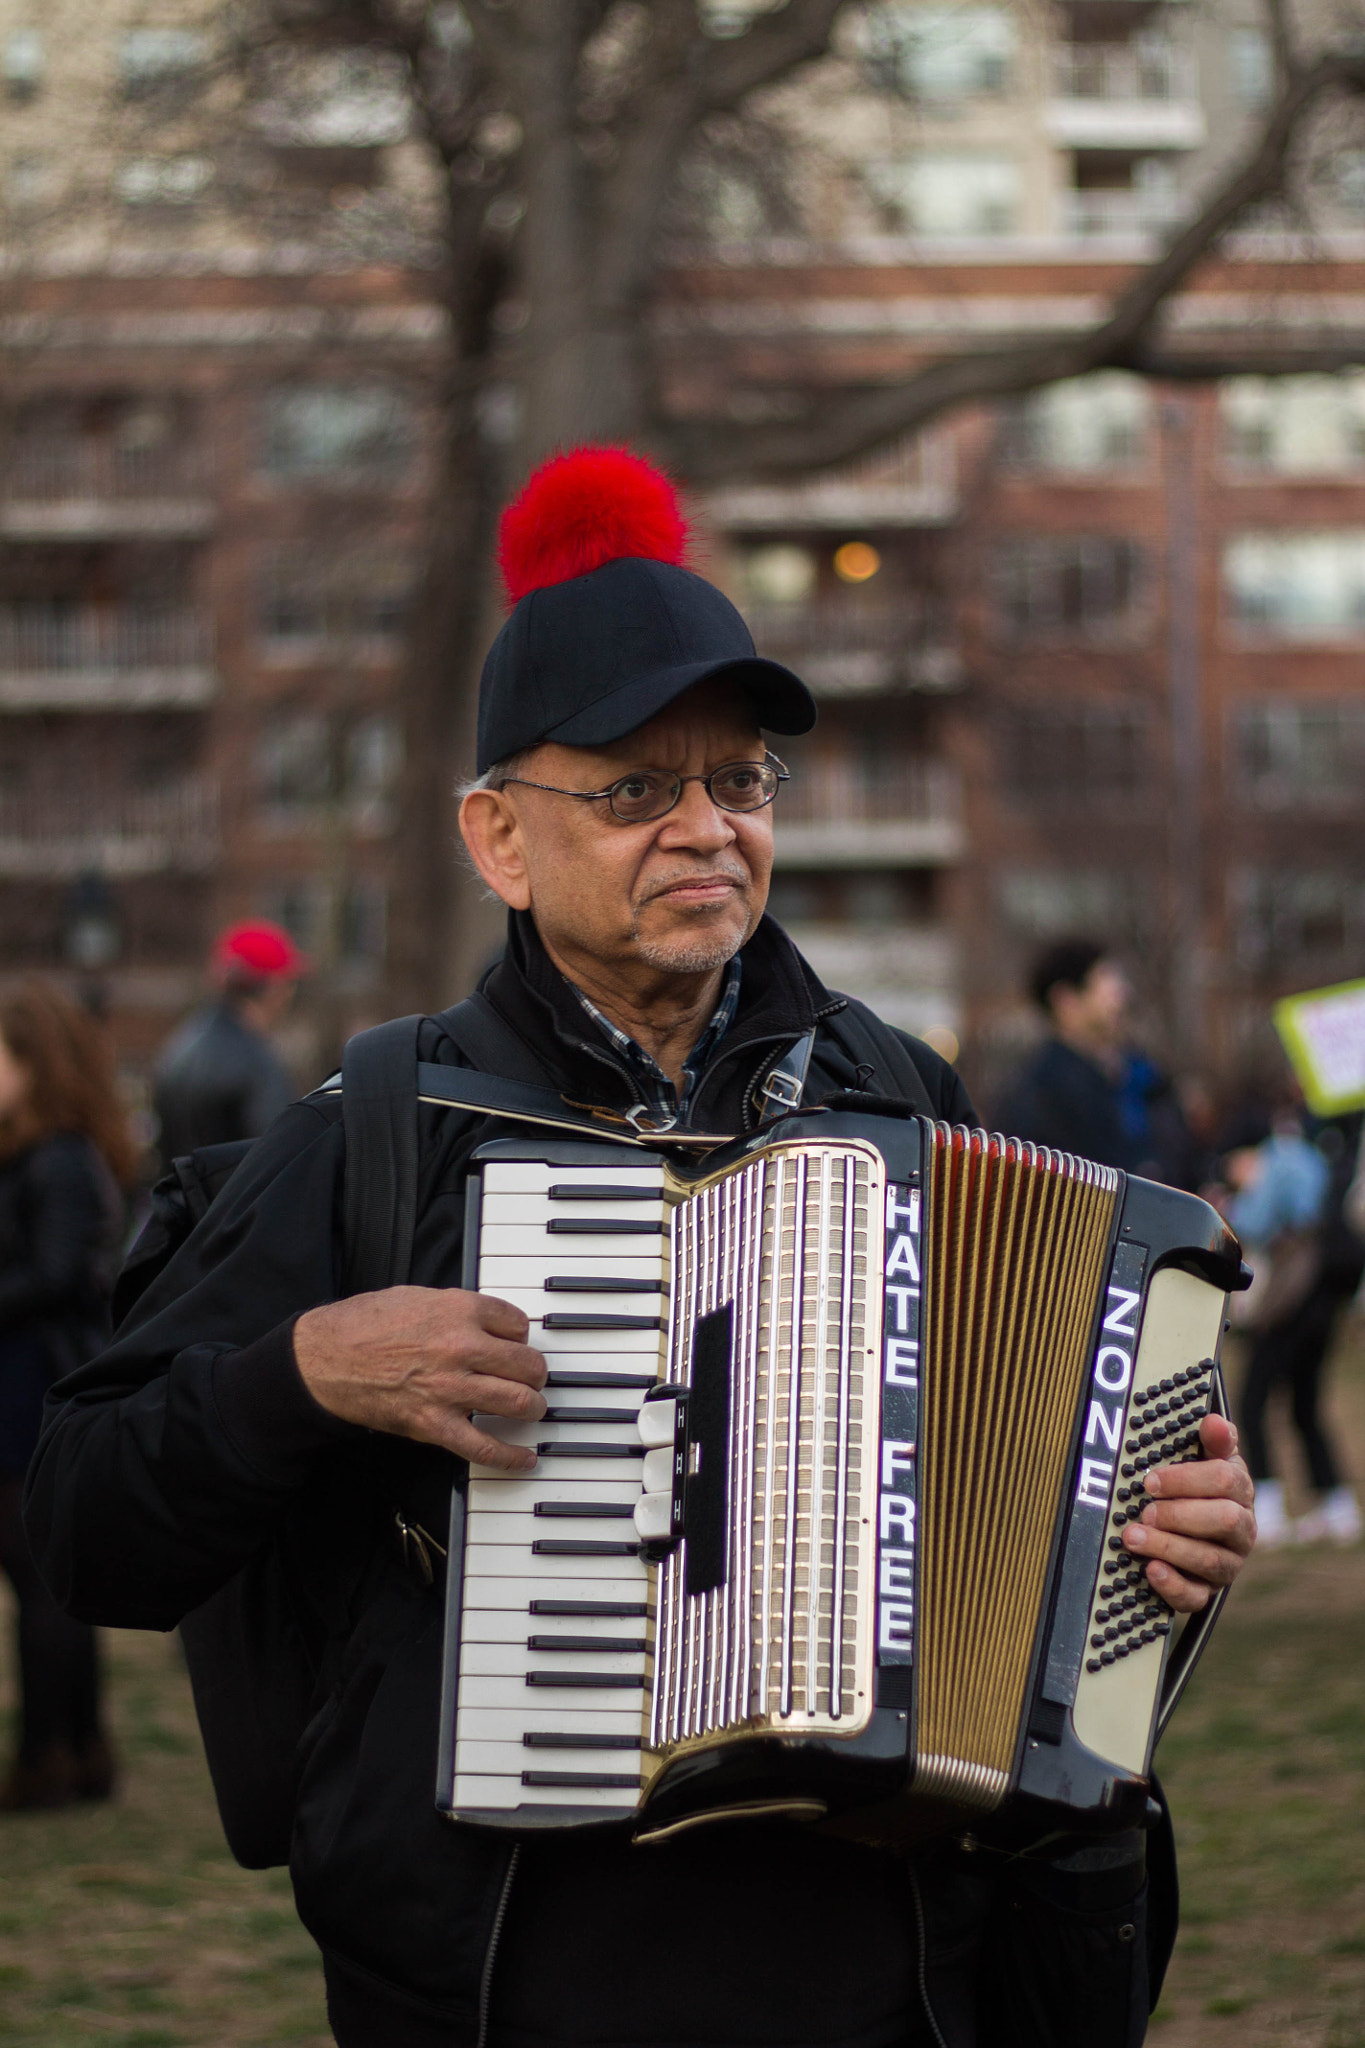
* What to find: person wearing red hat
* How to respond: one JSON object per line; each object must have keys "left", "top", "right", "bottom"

{"left": 29, "top": 449, "right": 1253, "bottom": 2048}
{"left": 152, "top": 919, "right": 307, "bottom": 1168}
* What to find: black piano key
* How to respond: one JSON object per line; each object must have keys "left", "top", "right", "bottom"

{"left": 523, "top": 1731, "right": 641, "bottom": 1748}
{"left": 543, "top": 1407, "right": 641, "bottom": 1424}
{"left": 525, "top": 1671, "right": 645, "bottom": 1689}
{"left": 521, "top": 1771, "right": 641, "bottom": 1789}
{"left": 529, "top": 1600, "right": 649, "bottom": 1617}
{"left": 527, "top": 1635, "right": 649, "bottom": 1653}
{"left": 536, "top": 1442, "right": 643, "bottom": 1459}
{"left": 547, "top": 1185, "right": 660, "bottom": 1201}
{"left": 545, "top": 1371, "right": 656, "bottom": 1389}
{"left": 533, "top": 1500, "right": 637, "bottom": 1519}
{"left": 547, "top": 1219, "right": 665, "bottom": 1235}
{"left": 532, "top": 1539, "right": 640, "bottom": 1556}
{"left": 544, "top": 1276, "right": 664, "bottom": 1294}
{"left": 541, "top": 1314, "right": 663, "bottom": 1331}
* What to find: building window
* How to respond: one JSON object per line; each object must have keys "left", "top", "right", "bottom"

{"left": 1004, "top": 374, "right": 1151, "bottom": 475}
{"left": 1233, "top": 869, "right": 1365, "bottom": 974}
{"left": 1000, "top": 703, "right": 1149, "bottom": 800}
{"left": 1233, "top": 699, "right": 1365, "bottom": 808}
{"left": 2, "top": 28, "right": 43, "bottom": 99}
{"left": 118, "top": 27, "right": 211, "bottom": 94}
{"left": 255, "top": 711, "right": 333, "bottom": 821}
{"left": 860, "top": 6, "right": 1015, "bottom": 101}
{"left": 251, "top": 46, "right": 411, "bottom": 147}
{"left": 1224, "top": 532, "right": 1365, "bottom": 642}
{"left": 259, "top": 877, "right": 330, "bottom": 956}
{"left": 1228, "top": 27, "right": 1273, "bottom": 107}
{"left": 257, "top": 543, "right": 412, "bottom": 652}
{"left": 346, "top": 715, "right": 404, "bottom": 834}
{"left": 989, "top": 537, "right": 1144, "bottom": 641}
{"left": 1221, "top": 375, "right": 1365, "bottom": 476}
{"left": 1337, "top": 150, "right": 1365, "bottom": 216}
{"left": 997, "top": 866, "right": 1145, "bottom": 940}
{"left": 867, "top": 152, "right": 1021, "bottom": 238}
{"left": 116, "top": 156, "right": 213, "bottom": 206}
{"left": 259, "top": 386, "right": 416, "bottom": 482}
{"left": 339, "top": 877, "right": 388, "bottom": 964}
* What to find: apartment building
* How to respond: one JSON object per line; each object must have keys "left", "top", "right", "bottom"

{"left": 1, "top": 0, "right": 1363, "bottom": 1095}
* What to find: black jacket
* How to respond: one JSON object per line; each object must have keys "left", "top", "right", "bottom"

{"left": 26, "top": 916, "right": 1163, "bottom": 2048}
{"left": 152, "top": 998, "right": 297, "bottom": 1167}
{"left": 0, "top": 1133, "right": 120, "bottom": 1476}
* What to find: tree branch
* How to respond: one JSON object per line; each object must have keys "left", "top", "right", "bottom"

{"left": 691, "top": 0, "right": 847, "bottom": 115}
{"left": 664, "top": 40, "right": 1365, "bottom": 479}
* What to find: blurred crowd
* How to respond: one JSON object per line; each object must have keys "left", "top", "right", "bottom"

{"left": 1, "top": 921, "right": 1361, "bottom": 1815}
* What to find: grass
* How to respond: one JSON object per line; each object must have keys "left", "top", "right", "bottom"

{"left": 4, "top": 1327, "right": 1365, "bottom": 2043}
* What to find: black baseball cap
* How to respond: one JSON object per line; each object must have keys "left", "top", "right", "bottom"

{"left": 475, "top": 445, "right": 817, "bottom": 774}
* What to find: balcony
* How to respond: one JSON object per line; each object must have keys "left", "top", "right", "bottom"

{"left": 774, "top": 758, "right": 964, "bottom": 867}
{"left": 0, "top": 775, "right": 218, "bottom": 878}
{"left": 0, "top": 439, "right": 215, "bottom": 540}
{"left": 1044, "top": 43, "right": 1204, "bottom": 149}
{"left": 1060, "top": 186, "right": 1184, "bottom": 241}
{"left": 0, "top": 605, "right": 216, "bottom": 710}
{"left": 706, "top": 432, "right": 957, "bottom": 531}
{"left": 745, "top": 601, "right": 962, "bottom": 699}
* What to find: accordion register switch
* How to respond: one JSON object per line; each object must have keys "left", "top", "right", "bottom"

{"left": 436, "top": 1109, "right": 1247, "bottom": 1847}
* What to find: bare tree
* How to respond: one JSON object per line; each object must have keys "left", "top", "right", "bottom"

{"left": 214, "top": 0, "right": 1365, "bottom": 994}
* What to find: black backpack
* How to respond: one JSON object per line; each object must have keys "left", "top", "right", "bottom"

{"left": 118, "top": 997, "right": 936, "bottom": 1867}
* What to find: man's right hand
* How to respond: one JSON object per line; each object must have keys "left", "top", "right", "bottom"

{"left": 293, "top": 1287, "right": 547, "bottom": 1471}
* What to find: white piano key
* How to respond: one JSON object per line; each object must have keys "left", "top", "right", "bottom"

{"left": 462, "top": 1510, "right": 645, "bottom": 1548}
{"left": 459, "top": 1641, "right": 647, "bottom": 1679}
{"left": 478, "top": 1255, "right": 665, "bottom": 1287}
{"left": 459, "top": 1609, "right": 653, "bottom": 1645}
{"left": 538, "top": 1385, "right": 654, "bottom": 1416}
{"left": 452, "top": 1774, "right": 637, "bottom": 1810}
{"left": 463, "top": 1572, "right": 653, "bottom": 1609}
{"left": 455, "top": 1713, "right": 645, "bottom": 1752}
{"left": 465, "top": 1476, "right": 642, "bottom": 1510}
{"left": 455, "top": 1739, "right": 643, "bottom": 1778}
{"left": 482, "top": 1193, "right": 666, "bottom": 1227}
{"left": 456, "top": 1672, "right": 650, "bottom": 1714}
{"left": 472, "top": 1415, "right": 644, "bottom": 1450}
{"left": 483, "top": 1164, "right": 664, "bottom": 1194}
{"left": 463, "top": 1546, "right": 649, "bottom": 1582}
{"left": 481, "top": 1224, "right": 665, "bottom": 1258}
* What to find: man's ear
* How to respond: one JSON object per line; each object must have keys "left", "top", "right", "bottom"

{"left": 458, "top": 788, "right": 532, "bottom": 910}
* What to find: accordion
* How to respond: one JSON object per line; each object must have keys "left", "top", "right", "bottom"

{"left": 437, "top": 1109, "right": 1243, "bottom": 1843}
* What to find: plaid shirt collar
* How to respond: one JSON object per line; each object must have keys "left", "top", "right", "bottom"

{"left": 569, "top": 955, "right": 743, "bottom": 1124}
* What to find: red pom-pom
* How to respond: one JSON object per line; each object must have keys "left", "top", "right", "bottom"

{"left": 497, "top": 445, "right": 689, "bottom": 606}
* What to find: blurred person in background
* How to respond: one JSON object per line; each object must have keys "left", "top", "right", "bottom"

{"left": 999, "top": 938, "right": 1194, "bottom": 1182}
{"left": 153, "top": 921, "right": 307, "bottom": 1170}
{"left": 1216, "top": 1087, "right": 1362, "bottom": 1549}
{"left": 0, "top": 978, "right": 136, "bottom": 1810}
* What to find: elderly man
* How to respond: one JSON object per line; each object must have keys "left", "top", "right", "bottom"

{"left": 26, "top": 450, "right": 1254, "bottom": 2048}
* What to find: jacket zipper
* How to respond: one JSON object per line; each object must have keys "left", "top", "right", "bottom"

{"left": 907, "top": 1866, "right": 950, "bottom": 2048}
{"left": 476, "top": 1843, "right": 520, "bottom": 2048}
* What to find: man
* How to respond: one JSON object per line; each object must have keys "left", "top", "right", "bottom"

{"left": 26, "top": 450, "right": 1254, "bottom": 2048}
{"left": 152, "top": 920, "right": 305, "bottom": 1168}
{"left": 1000, "top": 938, "right": 1187, "bottom": 1180}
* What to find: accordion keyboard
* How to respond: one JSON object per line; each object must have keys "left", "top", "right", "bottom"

{"left": 450, "top": 1157, "right": 668, "bottom": 1815}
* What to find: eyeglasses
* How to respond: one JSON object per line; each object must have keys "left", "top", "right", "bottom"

{"left": 498, "top": 753, "right": 789, "bottom": 825}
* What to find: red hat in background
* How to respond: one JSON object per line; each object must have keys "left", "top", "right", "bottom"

{"left": 211, "top": 920, "right": 308, "bottom": 980}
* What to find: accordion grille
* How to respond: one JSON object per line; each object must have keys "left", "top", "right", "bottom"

{"left": 914, "top": 1128, "right": 1120, "bottom": 1806}
{"left": 651, "top": 1143, "right": 881, "bottom": 1751}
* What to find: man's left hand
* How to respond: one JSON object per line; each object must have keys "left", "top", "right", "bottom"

{"left": 1122, "top": 1413, "right": 1256, "bottom": 1613}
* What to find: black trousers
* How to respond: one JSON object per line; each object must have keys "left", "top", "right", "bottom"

{"left": 0, "top": 1474, "right": 102, "bottom": 1763}
{"left": 1238, "top": 1284, "right": 1344, "bottom": 1491}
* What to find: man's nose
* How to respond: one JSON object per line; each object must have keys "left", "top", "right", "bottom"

{"left": 655, "top": 778, "right": 737, "bottom": 851}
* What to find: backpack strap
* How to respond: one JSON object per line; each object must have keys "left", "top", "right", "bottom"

{"left": 820, "top": 1000, "right": 937, "bottom": 1119}
{"left": 341, "top": 1014, "right": 424, "bottom": 1295}
{"left": 437, "top": 991, "right": 559, "bottom": 1085}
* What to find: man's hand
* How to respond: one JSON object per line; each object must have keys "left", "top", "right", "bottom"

{"left": 293, "top": 1287, "right": 547, "bottom": 1472}
{"left": 1122, "top": 1412, "right": 1256, "bottom": 1613}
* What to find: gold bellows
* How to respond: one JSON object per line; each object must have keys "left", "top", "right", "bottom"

{"left": 915, "top": 1129, "right": 1120, "bottom": 1808}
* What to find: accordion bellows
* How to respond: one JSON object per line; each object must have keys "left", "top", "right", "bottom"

{"left": 916, "top": 1129, "right": 1119, "bottom": 1806}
